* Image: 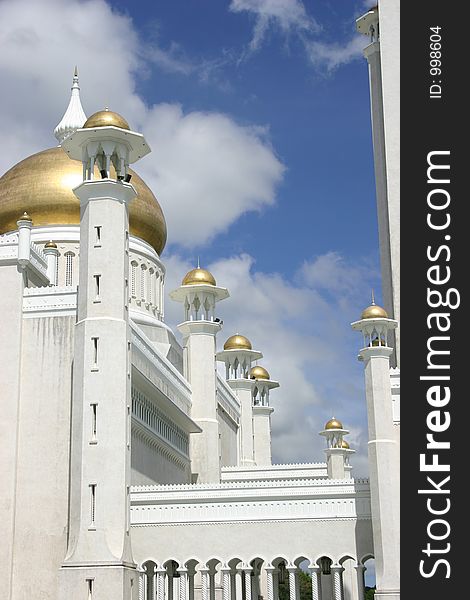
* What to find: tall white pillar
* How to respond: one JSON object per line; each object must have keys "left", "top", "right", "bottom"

{"left": 331, "top": 567, "right": 344, "bottom": 600}
{"left": 201, "top": 567, "right": 210, "bottom": 600}
{"left": 287, "top": 567, "right": 298, "bottom": 600}
{"left": 138, "top": 568, "right": 146, "bottom": 600}
{"left": 251, "top": 373, "right": 279, "bottom": 465}
{"left": 356, "top": 6, "right": 400, "bottom": 366}
{"left": 354, "top": 565, "right": 365, "bottom": 600}
{"left": 243, "top": 568, "right": 253, "bottom": 600}
{"left": 352, "top": 313, "right": 400, "bottom": 600}
{"left": 157, "top": 568, "right": 166, "bottom": 600}
{"left": 308, "top": 566, "right": 322, "bottom": 600}
{"left": 222, "top": 567, "right": 231, "bottom": 600}
{"left": 216, "top": 339, "right": 262, "bottom": 467}
{"left": 265, "top": 565, "right": 275, "bottom": 600}
{"left": 59, "top": 109, "right": 151, "bottom": 600}
{"left": 178, "top": 568, "right": 189, "bottom": 600}
{"left": 171, "top": 273, "right": 229, "bottom": 483}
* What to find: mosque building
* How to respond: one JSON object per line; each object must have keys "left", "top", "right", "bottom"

{"left": 0, "top": 3, "right": 399, "bottom": 600}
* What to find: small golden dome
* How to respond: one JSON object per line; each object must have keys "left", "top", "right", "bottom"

{"left": 325, "top": 417, "right": 343, "bottom": 430}
{"left": 224, "top": 334, "right": 252, "bottom": 351}
{"left": 0, "top": 147, "right": 167, "bottom": 254}
{"left": 361, "top": 303, "right": 388, "bottom": 319}
{"left": 44, "top": 241, "right": 57, "bottom": 249}
{"left": 250, "top": 366, "right": 270, "bottom": 380}
{"left": 336, "top": 439, "right": 350, "bottom": 449}
{"left": 182, "top": 267, "right": 216, "bottom": 286}
{"left": 372, "top": 337, "right": 386, "bottom": 347}
{"left": 83, "top": 108, "right": 130, "bottom": 130}
{"left": 18, "top": 212, "right": 32, "bottom": 222}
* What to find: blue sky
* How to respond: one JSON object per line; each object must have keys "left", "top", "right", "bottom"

{"left": 0, "top": 0, "right": 381, "bottom": 475}
{"left": 109, "top": 0, "right": 378, "bottom": 274}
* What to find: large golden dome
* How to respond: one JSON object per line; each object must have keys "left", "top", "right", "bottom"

{"left": 0, "top": 147, "right": 167, "bottom": 254}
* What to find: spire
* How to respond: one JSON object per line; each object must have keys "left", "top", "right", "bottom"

{"left": 54, "top": 67, "right": 87, "bottom": 144}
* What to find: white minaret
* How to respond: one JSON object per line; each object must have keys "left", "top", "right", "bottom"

{"left": 250, "top": 366, "right": 279, "bottom": 465}
{"left": 352, "top": 301, "right": 399, "bottom": 600}
{"left": 319, "top": 418, "right": 355, "bottom": 479}
{"left": 217, "top": 335, "right": 262, "bottom": 466}
{"left": 170, "top": 266, "right": 229, "bottom": 483}
{"left": 356, "top": 4, "right": 400, "bottom": 366}
{"left": 54, "top": 67, "right": 87, "bottom": 144}
{"left": 58, "top": 108, "right": 150, "bottom": 600}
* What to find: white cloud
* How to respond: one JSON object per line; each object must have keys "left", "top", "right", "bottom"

{"left": 137, "top": 105, "right": 284, "bottom": 247}
{"left": 229, "top": 0, "right": 364, "bottom": 72}
{"left": 165, "top": 251, "right": 379, "bottom": 475}
{"left": 305, "top": 36, "right": 365, "bottom": 73}
{"left": 0, "top": 0, "right": 284, "bottom": 248}
{"left": 230, "top": 0, "right": 320, "bottom": 52}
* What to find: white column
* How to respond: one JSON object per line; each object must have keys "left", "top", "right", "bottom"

{"left": 17, "top": 213, "right": 33, "bottom": 266}
{"left": 265, "top": 566, "right": 275, "bottom": 600}
{"left": 331, "top": 567, "right": 344, "bottom": 600}
{"left": 287, "top": 567, "right": 298, "bottom": 600}
{"left": 235, "top": 569, "right": 243, "bottom": 600}
{"left": 201, "top": 567, "right": 210, "bottom": 600}
{"left": 252, "top": 406, "right": 274, "bottom": 465}
{"left": 308, "top": 566, "right": 322, "bottom": 600}
{"left": 222, "top": 568, "right": 231, "bottom": 600}
{"left": 138, "top": 567, "right": 146, "bottom": 600}
{"left": 44, "top": 244, "right": 59, "bottom": 285}
{"left": 244, "top": 568, "right": 252, "bottom": 600}
{"left": 354, "top": 566, "right": 365, "bottom": 600}
{"left": 157, "top": 568, "right": 166, "bottom": 600}
{"left": 178, "top": 569, "right": 189, "bottom": 600}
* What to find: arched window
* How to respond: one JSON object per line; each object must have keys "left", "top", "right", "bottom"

{"left": 141, "top": 265, "right": 147, "bottom": 302}
{"left": 130, "top": 261, "right": 138, "bottom": 298}
{"left": 65, "top": 252, "right": 75, "bottom": 286}
{"left": 148, "top": 269, "right": 154, "bottom": 305}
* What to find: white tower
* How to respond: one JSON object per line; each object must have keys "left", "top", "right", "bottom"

{"left": 352, "top": 301, "right": 399, "bottom": 600}
{"left": 58, "top": 108, "right": 150, "bottom": 600}
{"left": 170, "top": 266, "right": 229, "bottom": 483}
{"left": 250, "top": 365, "right": 279, "bottom": 466}
{"left": 319, "top": 418, "right": 354, "bottom": 479}
{"left": 356, "top": 3, "right": 400, "bottom": 366}
{"left": 217, "top": 335, "right": 263, "bottom": 466}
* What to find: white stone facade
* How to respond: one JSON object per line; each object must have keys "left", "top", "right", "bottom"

{"left": 0, "top": 33, "right": 400, "bottom": 599}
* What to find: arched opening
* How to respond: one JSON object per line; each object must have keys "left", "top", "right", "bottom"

{"left": 250, "top": 557, "right": 264, "bottom": 600}
{"left": 316, "top": 556, "right": 334, "bottom": 600}
{"left": 338, "top": 556, "right": 356, "bottom": 600}
{"left": 272, "top": 557, "right": 289, "bottom": 600}
{"left": 363, "top": 557, "right": 376, "bottom": 600}
{"left": 163, "top": 559, "right": 181, "bottom": 600}
{"left": 142, "top": 560, "right": 157, "bottom": 600}
{"left": 294, "top": 557, "right": 311, "bottom": 600}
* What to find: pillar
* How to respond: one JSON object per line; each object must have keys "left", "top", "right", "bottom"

{"left": 265, "top": 566, "right": 275, "bottom": 600}
{"left": 178, "top": 568, "right": 189, "bottom": 600}
{"left": 201, "top": 567, "right": 210, "bottom": 600}
{"left": 252, "top": 406, "right": 274, "bottom": 465}
{"left": 308, "top": 566, "right": 322, "bottom": 600}
{"left": 222, "top": 567, "right": 231, "bottom": 600}
{"left": 354, "top": 566, "right": 365, "bottom": 600}
{"left": 331, "top": 567, "right": 344, "bottom": 600}
{"left": 43, "top": 242, "right": 59, "bottom": 285}
{"left": 287, "top": 567, "right": 298, "bottom": 600}
{"left": 157, "top": 568, "right": 166, "bottom": 600}
{"left": 244, "top": 568, "right": 253, "bottom": 600}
